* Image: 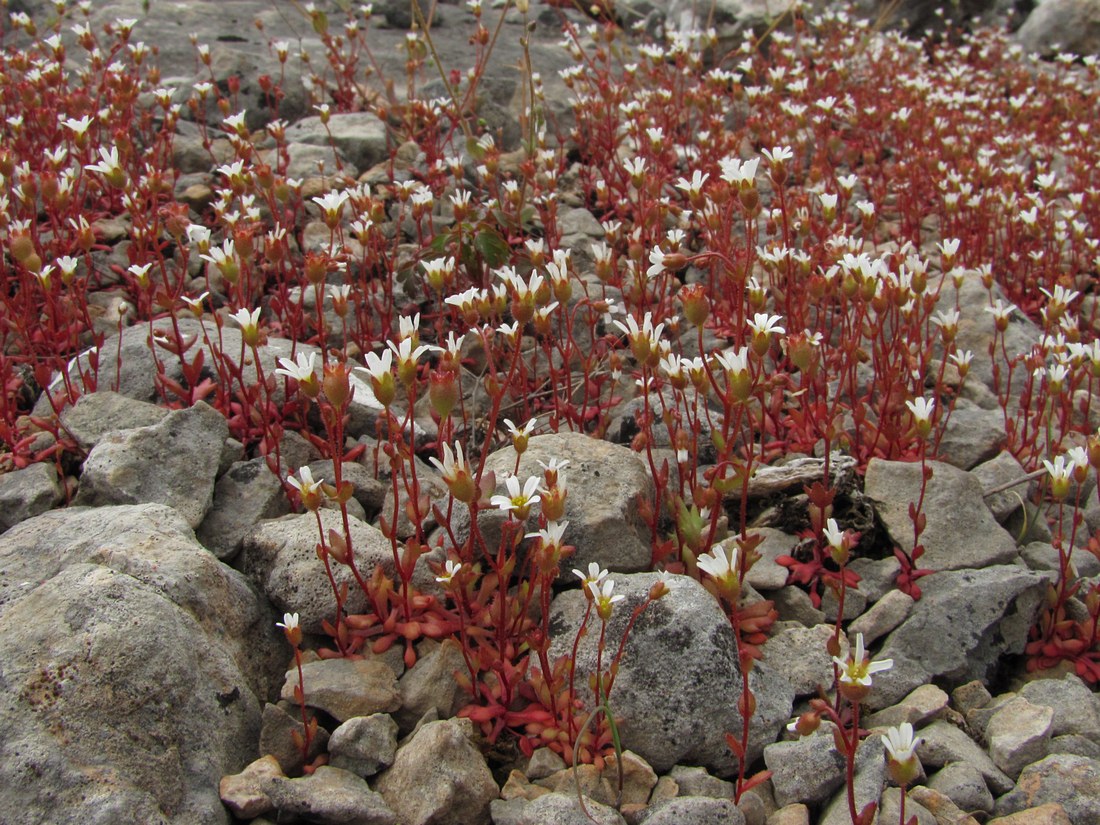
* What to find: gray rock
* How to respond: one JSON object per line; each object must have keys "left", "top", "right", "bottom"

{"left": 972, "top": 450, "right": 1031, "bottom": 523}
{"left": 1020, "top": 540, "right": 1100, "bottom": 580}
{"left": 38, "top": 318, "right": 316, "bottom": 417}
{"left": 849, "top": 556, "right": 902, "bottom": 604}
{"left": 0, "top": 503, "right": 283, "bottom": 698}
{"left": 916, "top": 720, "right": 1014, "bottom": 795}
{"left": 986, "top": 697, "right": 1054, "bottom": 779}
{"left": 490, "top": 792, "right": 627, "bottom": 825}
{"left": 765, "top": 729, "right": 846, "bottom": 807}
{"left": 926, "top": 761, "right": 995, "bottom": 814}
{"left": 872, "top": 566, "right": 1049, "bottom": 709}
{"left": 640, "top": 797, "right": 746, "bottom": 825}
{"left": 1019, "top": 674, "right": 1100, "bottom": 741}
{"left": 951, "top": 680, "right": 993, "bottom": 716}
{"left": 1016, "top": 0, "right": 1100, "bottom": 57}
{"left": 0, "top": 462, "right": 63, "bottom": 531}
{"left": 666, "top": 765, "right": 736, "bottom": 799}
{"left": 285, "top": 113, "right": 389, "bottom": 173}
{"left": 197, "top": 456, "right": 291, "bottom": 560}
{"left": 943, "top": 271, "right": 1042, "bottom": 406}
{"left": 760, "top": 623, "right": 836, "bottom": 698}
{"left": 74, "top": 402, "right": 228, "bottom": 528}
{"left": 877, "top": 787, "right": 937, "bottom": 825}
{"left": 280, "top": 658, "right": 400, "bottom": 723}
{"left": 258, "top": 701, "right": 330, "bottom": 776}
{"left": 263, "top": 766, "right": 396, "bottom": 825}
{"left": 0, "top": 564, "right": 260, "bottom": 825}
{"left": 306, "top": 459, "right": 388, "bottom": 519}
{"left": 548, "top": 573, "right": 794, "bottom": 776}
{"left": 445, "top": 432, "right": 655, "bottom": 574}
{"left": 864, "top": 684, "right": 949, "bottom": 729}
{"left": 557, "top": 207, "right": 605, "bottom": 239}
{"left": 965, "top": 691, "right": 1018, "bottom": 740}
{"left": 58, "top": 390, "right": 169, "bottom": 450}
{"left": 847, "top": 589, "right": 914, "bottom": 646}
{"left": 994, "top": 754, "right": 1100, "bottom": 825}
{"left": 766, "top": 804, "right": 810, "bottom": 825}
{"left": 771, "top": 585, "right": 826, "bottom": 626}
{"left": 375, "top": 718, "right": 498, "bottom": 825}
{"left": 820, "top": 584, "right": 867, "bottom": 623}
{"left": 1049, "top": 734, "right": 1100, "bottom": 759}
{"left": 396, "top": 639, "right": 469, "bottom": 731}
{"left": 935, "top": 401, "right": 1008, "bottom": 470}
{"left": 328, "top": 714, "right": 399, "bottom": 777}
{"left": 744, "top": 528, "right": 801, "bottom": 591}
{"left": 285, "top": 141, "right": 359, "bottom": 179}
{"left": 219, "top": 755, "right": 283, "bottom": 820}
{"left": 240, "top": 509, "right": 440, "bottom": 634}
{"left": 864, "top": 459, "right": 1018, "bottom": 573}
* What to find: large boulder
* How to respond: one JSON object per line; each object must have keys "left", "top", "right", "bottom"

{"left": 871, "top": 566, "right": 1049, "bottom": 709}
{"left": 548, "top": 572, "right": 794, "bottom": 776}
{"left": 1016, "top": 0, "right": 1100, "bottom": 56}
{"left": 864, "top": 459, "right": 1019, "bottom": 573}
{"left": 0, "top": 504, "right": 288, "bottom": 824}
{"left": 0, "top": 503, "right": 284, "bottom": 696}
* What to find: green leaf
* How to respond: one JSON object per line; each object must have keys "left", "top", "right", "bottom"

{"left": 474, "top": 228, "right": 510, "bottom": 268}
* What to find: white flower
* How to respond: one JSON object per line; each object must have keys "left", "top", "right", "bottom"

{"left": 675, "top": 170, "right": 709, "bottom": 198}
{"left": 696, "top": 543, "right": 740, "bottom": 591}
{"left": 435, "top": 559, "right": 462, "bottom": 585}
{"left": 503, "top": 418, "right": 536, "bottom": 440}
{"left": 588, "top": 577, "right": 625, "bottom": 617}
{"left": 229, "top": 307, "right": 261, "bottom": 336}
{"left": 747, "top": 312, "right": 785, "bottom": 337}
{"left": 647, "top": 247, "right": 667, "bottom": 279}
{"left": 287, "top": 466, "right": 323, "bottom": 497}
{"left": 822, "top": 518, "right": 845, "bottom": 552}
{"left": 905, "top": 397, "right": 935, "bottom": 425}
{"left": 833, "top": 632, "right": 893, "bottom": 687}
{"left": 275, "top": 352, "right": 318, "bottom": 383}
{"left": 276, "top": 612, "right": 299, "bottom": 631}
{"left": 762, "top": 145, "right": 793, "bottom": 165}
{"left": 573, "top": 562, "right": 608, "bottom": 588}
{"left": 527, "top": 520, "right": 569, "bottom": 551}
{"left": 489, "top": 474, "right": 541, "bottom": 515}
{"left": 882, "top": 722, "right": 921, "bottom": 762}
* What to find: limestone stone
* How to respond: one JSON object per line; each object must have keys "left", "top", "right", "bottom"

{"left": 986, "top": 696, "right": 1054, "bottom": 779}
{"left": 864, "top": 459, "right": 1018, "bottom": 572}
{"left": 262, "top": 765, "right": 396, "bottom": 825}
{"left": 0, "top": 461, "right": 63, "bottom": 531}
{"left": 328, "top": 714, "right": 399, "bottom": 777}
{"left": 375, "top": 718, "right": 498, "bottom": 825}
{"left": 280, "top": 658, "right": 400, "bottom": 723}
{"left": 548, "top": 573, "right": 794, "bottom": 776}
{"left": 994, "top": 754, "right": 1100, "bottom": 824}
{"left": 74, "top": 402, "right": 229, "bottom": 527}
{"left": 219, "top": 755, "right": 283, "bottom": 820}
{"left": 926, "top": 761, "right": 995, "bottom": 814}
{"left": 872, "top": 567, "right": 1048, "bottom": 710}
{"left": 764, "top": 728, "right": 846, "bottom": 808}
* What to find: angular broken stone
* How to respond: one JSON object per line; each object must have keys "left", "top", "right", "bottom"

{"left": 986, "top": 696, "right": 1054, "bottom": 779}
{"left": 280, "top": 658, "right": 400, "bottom": 723}
{"left": 74, "top": 402, "right": 228, "bottom": 527}
{"left": 864, "top": 459, "right": 1018, "bottom": 572}
{"left": 263, "top": 765, "right": 397, "bottom": 825}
